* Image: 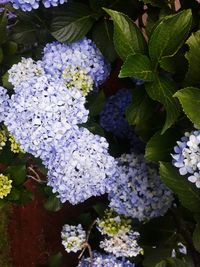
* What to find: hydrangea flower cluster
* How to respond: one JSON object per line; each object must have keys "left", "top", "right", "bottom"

{"left": 4, "top": 37, "right": 113, "bottom": 204}
{"left": 99, "top": 89, "right": 132, "bottom": 138}
{"left": 97, "top": 209, "right": 142, "bottom": 258}
{"left": 172, "top": 130, "right": 200, "bottom": 188}
{"left": 97, "top": 209, "right": 132, "bottom": 237}
{"left": 42, "top": 38, "right": 110, "bottom": 89}
{"left": 5, "top": 76, "right": 88, "bottom": 160}
{"left": 77, "top": 251, "right": 135, "bottom": 267}
{"left": 0, "top": 131, "right": 7, "bottom": 151}
{"left": 46, "top": 127, "right": 117, "bottom": 204}
{"left": 0, "top": 87, "right": 9, "bottom": 123}
{"left": 61, "top": 224, "right": 86, "bottom": 253}
{"left": 108, "top": 153, "right": 174, "bottom": 221}
{"left": 100, "top": 230, "right": 142, "bottom": 258}
{"left": 10, "top": 0, "right": 65, "bottom": 12}
{"left": 8, "top": 58, "right": 45, "bottom": 88}
{"left": 0, "top": 174, "right": 12, "bottom": 199}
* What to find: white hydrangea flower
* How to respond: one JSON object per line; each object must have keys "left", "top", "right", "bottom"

{"left": 61, "top": 224, "right": 86, "bottom": 253}
{"left": 8, "top": 58, "right": 45, "bottom": 88}
{"left": 100, "top": 230, "right": 142, "bottom": 258}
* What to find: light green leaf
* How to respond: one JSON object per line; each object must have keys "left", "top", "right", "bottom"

{"left": 185, "top": 30, "right": 200, "bottom": 86}
{"left": 149, "top": 10, "right": 192, "bottom": 67}
{"left": 145, "top": 76, "right": 180, "bottom": 133}
{"left": 159, "top": 162, "right": 200, "bottom": 212}
{"left": 174, "top": 87, "right": 200, "bottom": 128}
{"left": 119, "top": 54, "right": 155, "bottom": 81}
{"left": 103, "top": 8, "right": 147, "bottom": 60}
{"left": 51, "top": 3, "right": 94, "bottom": 43}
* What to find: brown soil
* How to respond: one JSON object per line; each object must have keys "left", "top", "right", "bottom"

{"left": 8, "top": 179, "right": 97, "bottom": 267}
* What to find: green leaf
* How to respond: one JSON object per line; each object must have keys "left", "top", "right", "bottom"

{"left": 3, "top": 41, "right": 18, "bottom": 56}
{"left": 126, "top": 87, "right": 154, "bottom": 126}
{"left": 93, "top": 203, "right": 107, "bottom": 217}
{"left": 11, "top": 23, "right": 38, "bottom": 44}
{"left": 193, "top": 221, "right": 200, "bottom": 253}
{"left": 149, "top": 10, "right": 192, "bottom": 67}
{"left": 6, "top": 164, "right": 26, "bottom": 186}
{"left": 51, "top": 3, "right": 94, "bottom": 43}
{"left": 155, "top": 261, "right": 167, "bottom": 267}
{"left": 174, "top": 87, "right": 200, "bottom": 128}
{"left": 44, "top": 195, "right": 62, "bottom": 212}
{"left": 0, "top": 47, "right": 3, "bottom": 63}
{"left": 145, "top": 129, "right": 180, "bottom": 162}
{"left": 92, "top": 20, "right": 117, "bottom": 63}
{"left": 0, "top": 12, "right": 7, "bottom": 44}
{"left": 7, "top": 188, "right": 20, "bottom": 201}
{"left": 119, "top": 54, "right": 155, "bottom": 81}
{"left": 145, "top": 76, "right": 180, "bottom": 133}
{"left": 140, "top": 216, "right": 176, "bottom": 246}
{"left": 159, "top": 162, "right": 200, "bottom": 212}
{"left": 166, "top": 258, "right": 188, "bottom": 267}
{"left": 103, "top": 8, "right": 147, "bottom": 60}
{"left": 2, "top": 72, "right": 13, "bottom": 90}
{"left": 184, "top": 30, "right": 200, "bottom": 86}
{"left": 143, "top": 247, "right": 172, "bottom": 267}
{"left": 47, "top": 253, "right": 62, "bottom": 267}
{"left": 86, "top": 90, "right": 105, "bottom": 117}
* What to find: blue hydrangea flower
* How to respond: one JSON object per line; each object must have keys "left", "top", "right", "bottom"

{"left": 99, "top": 89, "right": 132, "bottom": 138}
{"left": 77, "top": 251, "right": 135, "bottom": 267}
{"left": 11, "top": 0, "right": 40, "bottom": 11}
{"left": 108, "top": 153, "right": 174, "bottom": 221}
{"left": 4, "top": 76, "right": 88, "bottom": 160}
{"left": 46, "top": 127, "right": 117, "bottom": 205}
{"left": 10, "top": 0, "right": 66, "bottom": 10}
{"left": 42, "top": 38, "right": 110, "bottom": 88}
{"left": 172, "top": 130, "right": 200, "bottom": 188}
{"left": 0, "top": 86, "right": 9, "bottom": 123}
{"left": 42, "top": 0, "right": 64, "bottom": 8}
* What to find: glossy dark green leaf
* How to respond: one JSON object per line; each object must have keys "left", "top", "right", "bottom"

{"left": 119, "top": 54, "right": 155, "bottom": 81}
{"left": 51, "top": 3, "right": 94, "bottom": 43}
{"left": 159, "top": 162, "right": 200, "bottom": 212}
{"left": 92, "top": 20, "right": 117, "bottom": 63}
{"left": 149, "top": 10, "right": 192, "bottom": 67}
{"left": 103, "top": 8, "right": 147, "bottom": 60}
{"left": 145, "top": 129, "right": 180, "bottom": 162}
{"left": 126, "top": 87, "right": 154, "bottom": 126}
{"left": 184, "top": 30, "right": 200, "bottom": 86}
{"left": 145, "top": 76, "right": 180, "bottom": 133}
{"left": 174, "top": 87, "right": 200, "bottom": 129}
